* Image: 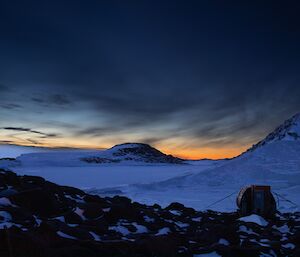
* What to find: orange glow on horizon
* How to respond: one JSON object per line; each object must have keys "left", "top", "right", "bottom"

{"left": 1, "top": 140, "right": 250, "bottom": 160}
{"left": 160, "top": 147, "right": 248, "bottom": 160}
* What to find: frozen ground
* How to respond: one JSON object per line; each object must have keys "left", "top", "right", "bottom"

{"left": 0, "top": 144, "right": 51, "bottom": 158}
{"left": 1, "top": 113, "right": 300, "bottom": 212}
{"left": 0, "top": 151, "right": 229, "bottom": 211}
{"left": 1, "top": 149, "right": 299, "bottom": 213}
{"left": 11, "top": 161, "right": 220, "bottom": 190}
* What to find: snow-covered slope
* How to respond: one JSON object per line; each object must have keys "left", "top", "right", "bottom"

{"left": 245, "top": 112, "right": 300, "bottom": 153}
{"left": 121, "top": 113, "right": 300, "bottom": 211}
{"left": 0, "top": 144, "right": 55, "bottom": 158}
{"left": 161, "top": 112, "right": 300, "bottom": 184}
{"left": 12, "top": 150, "right": 100, "bottom": 167}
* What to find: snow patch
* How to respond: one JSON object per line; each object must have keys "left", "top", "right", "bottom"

{"left": 192, "top": 217, "right": 202, "bottom": 222}
{"left": 54, "top": 216, "right": 65, "bottom": 223}
{"left": 0, "top": 197, "right": 15, "bottom": 206}
{"left": 175, "top": 222, "right": 189, "bottom": 228}
{"left": 0, "top": 210, "right": 12, "bottom": 220}
{"left": 169, "top": 210, "right": 181, "bottom": 216}
{"left": 57, "top": 231, "right": 77, "bottom": 240}
{"left": 218, "top": 238, "right": 229, "bottom": 246}
{"left": 273, "top": 224, "right": 290, "bottom": 234}
{"left": 144, "top": 215, "right": 155, "bottom": 223}
{"left": 109, "top": 225, "right": 131, "bottom": 236}
{"left": 238, "top": 214, "right": 268, "bottom": 227}
{"left": 282, "top": 243, "right": 295, "bottom": 249}
{"left": 132, "top": 222, "right": 148, "bottom": 233}
{"left": 74, "top": 207, "right": 86, "bottom": 220}
{"left": 89, "top": 231, "right": 101, "bottom": 241}
{"left": 238, "top": 225, "right": 258, "bottom": 235}
{"left": 155, "top": 227, "right": 171, "bottom": 235}
{"left": 194, "top": 252, "right": 222, "bottom": 257}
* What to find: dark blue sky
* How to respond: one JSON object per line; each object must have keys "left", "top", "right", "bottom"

{"left": 0, "top": 0, "right": 300, "bottom": 158}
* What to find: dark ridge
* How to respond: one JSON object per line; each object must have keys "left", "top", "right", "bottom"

{"left": 82, "top": 143, "right": 186, "bottom": 164}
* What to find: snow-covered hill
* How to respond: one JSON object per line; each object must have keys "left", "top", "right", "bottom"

{"left": 81, "top": 143, "right": 185, "bottom": 164}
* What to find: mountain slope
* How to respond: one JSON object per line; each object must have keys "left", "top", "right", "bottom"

{"left": 173, "top": 113, "right": 300, "bottom": 183}
{"left": 246, "top": 112, "right": 300, "bottom": 153}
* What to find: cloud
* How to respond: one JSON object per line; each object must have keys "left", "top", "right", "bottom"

{"left": 139, "top": 137, "right": 170, "bottom": 146}
{"left": 0, "top": 140, "right": 15, "bottom": 144}
{"left": 0, "top": 84, "right": 7, "bottom": 92}
{"left": 31, "top": 97, "right": 44, "bottom": 104}
{"left": 75, "top": 127, "right": 121, "bottom": 137}
{"left": 0, "top": 1, "right": 300, "bottom": 154}
{"left": 1, "top": 127, "right": 58, "bottom": 138}
{"left": 25, "top": 138, "right": 39, "bottom": 145}
{"left": 31, "top": 94, "right": 71, "bottom": 106}
{"left": 49, "top": 94, "right": 70, "bottom": 105}
{"left": 0, "top": 103, "right": 22, "bottom": 110}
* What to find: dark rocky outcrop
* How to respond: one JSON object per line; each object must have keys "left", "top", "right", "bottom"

{"left": 81, "top": 143, "right": 186, "bottom": 164}
{"left": 0, "top": 169, "right": 299, "bottom": 257}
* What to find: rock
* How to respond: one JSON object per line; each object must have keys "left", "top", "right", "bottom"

{"left": 64, "top": 211, "right": 83, "bottom": 225}
{"left": 79, "top": 202, "right": 104, "bottom": 219}
{"left": 0, "top": 169, "right": 299, "bottom": 257}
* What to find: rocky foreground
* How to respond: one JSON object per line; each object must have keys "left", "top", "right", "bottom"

{"left": 0, "top": 169, "right": 299, "bottom": 257}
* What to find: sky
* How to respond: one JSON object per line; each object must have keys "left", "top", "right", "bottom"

{"left": 0, "top": 0, "right": 300, "bottom": 159}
